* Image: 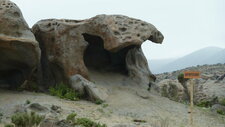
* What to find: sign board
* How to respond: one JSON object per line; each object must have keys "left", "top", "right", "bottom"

{"left": 184, "top": 71, "right": 200, "bottom": 79}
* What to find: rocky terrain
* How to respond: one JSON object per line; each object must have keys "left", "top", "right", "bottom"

{"left": 0, "top": 0, "right": 224, "bottom": 127}
{"left": 153, "top": 63, "right": 225, "bottom": 117}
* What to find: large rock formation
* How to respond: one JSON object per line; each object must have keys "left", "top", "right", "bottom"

{"left": 0, "top": 0, "right": 40, "bottom": 88}
{"left": 0, "top": 0, "right": 164, "bottom": 101}
{"left": 32, "top": 15, "right": 164, "bottom": 91}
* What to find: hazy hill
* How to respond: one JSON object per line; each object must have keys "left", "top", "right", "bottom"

{"left": 149, "top": 47, "right": 225, "bottom": 74}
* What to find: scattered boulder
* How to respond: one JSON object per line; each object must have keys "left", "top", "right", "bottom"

{"left": 51, "top": 105, "right": 62, "bottom": 113}
{"left": 154, "top": 79, "right": 184, "bottom": 102}
{"left": 70, "top": 74, "right": 108, "bottom": 101}
{"left": 0, "top": 0, "right": 40, "bottom": 88}
{"left": 27, "top": 103, "right": 49, "bottom": 113}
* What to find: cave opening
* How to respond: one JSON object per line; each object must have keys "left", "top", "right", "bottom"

{"left": 0, "top": 48, "right": 30, "bottom": 89}
{"left": 83, "top": 33, "right": 134, "bottom": 75}
{"left": 0, "top": 68, "right": 25, "bottom": 89}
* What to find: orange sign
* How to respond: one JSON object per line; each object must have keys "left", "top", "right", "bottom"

{"left": 184, "top": 71, "right": 200, "bottom": 79}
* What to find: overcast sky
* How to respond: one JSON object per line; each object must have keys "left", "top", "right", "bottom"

{"left": 12, "top": 0, "right": 225, "bottom": 59}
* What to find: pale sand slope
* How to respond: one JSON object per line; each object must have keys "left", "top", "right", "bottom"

{"left": 0, "top": 71, "right": 224, "bottom": 127}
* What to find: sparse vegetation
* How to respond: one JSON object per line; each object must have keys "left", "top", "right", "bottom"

{"left": 75, "top": 118, "right": 107, "bottom": 127}
{"left": 11, "top": 112, "right": 44, "bottom": 127}
{"left": 65, "top": 113, "right": 107, "bottom": 127}
{"left": 196, "top": 101, "right": 212, "bottom": 107}
{"left": 196, "top": 97, "right": 218, "bottom": 108}
{"left": 177, "top": 73, "right": 188, "bottom": 84}
{"left": 217, "top": 110, "right": 225, "bottom": 115}
{"left": 25, "top": 100, "right": 31, "bottom": 105}
{"left": 49, "top": 83, "right": 80, "bottom": 101}
{"left": 219, "top": 98, "right": 225, "bottom": 106}
{"left": 4, "top": 124, "right": 14, "bottom": 127}
{"left": 66, "top": 113, "right": 77, "bottom": 122}
{"left": 102, "top": 103, "right": 109, "bottom": 108}
{"left": 95, "top": 99, "right": 104, "bottom": 105}
{"left": 0, "top": 112, "right": 3, "bottom": 123}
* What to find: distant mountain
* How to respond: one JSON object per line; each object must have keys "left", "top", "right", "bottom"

{"left": 148, "top": 58, "right": 176, "bottom": 73}
{"left": 149, "top": 47, "right": 225, "bottom": 74}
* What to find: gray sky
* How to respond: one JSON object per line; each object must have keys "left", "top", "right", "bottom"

{"left": 12, "top": 0, "right": 225, "bottom": 59}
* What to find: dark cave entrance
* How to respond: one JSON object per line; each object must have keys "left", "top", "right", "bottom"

{"left": 0, "top": 48, "right": 30, "bottom": 89}
{"left": 0, "top": 67, "right": 27, "bottom": 89}
{"left": 83, "top": 33, "right": 134, "bottom": 75}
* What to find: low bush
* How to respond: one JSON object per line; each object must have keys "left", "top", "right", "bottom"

{"left": 49, "top": 83, "right": 80, "bottom": 101}
{"left": 65, "top": 113, "right": 107, "bottom": 127}
{"left": 66, "top": 113, "right": 77, "bottom": 122}
{"left": 217, "top": 110, "right": 225, "bottom": 115}
{"left": 196, "top": 101, "right": 212, "bottom": 107}
{"left": 95, "top": 99, "right": 104, "bottom": 105}
{"left": 75, "top": 118, "right": 107, "bottom": 127}
{"left": 11, "top": 112, "right": 44, "bottom": 127}
{"left": 219, "top": 98, "right": 225, "bottom": 106}
{"left": 0, "top": 112, "right": 3, "bottom": 123}
{"left": 4, "top": 124, "right": 14, "bottom": 127}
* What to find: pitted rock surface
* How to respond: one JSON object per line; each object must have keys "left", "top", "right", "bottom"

{"left": 32, "top": 15, "right": 163, "bottom": 88}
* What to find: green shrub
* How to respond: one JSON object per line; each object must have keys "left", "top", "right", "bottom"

{"left": 75, "top": 118, "right": 107, "bottom": 127}
{"left": 196, "top": 101, "right": 212, "bottom": 107}
{"left": 4, "top": 124, "right": 14, "bottom": 127}
{"left": 11, "top": 112, "right": 44, "bottom": 127}
{"left": 66, "top": 113, "right": 77, "bottom": 122}
{"left": 219, "top": 98, "right": 225, "bottom": 106}
{"left": 25, "top": 100, "right": 31, "bottom": 105}
{"left": 177, "top": 73, "right": 188, "bottom": 84}
{"left": 217, "top": 110, "right": 225, "bottom": 115}
{"left": 102, "top": 104, "right": 109, "bottom": 108}
{"left": 95, "top": 99, "right": 104, "bottom": 105}
{"left": 0, "top": 112, "right": 3, "bottom": 123}
{"left": 49, "top": 83, "right": 80, "bottom": 101}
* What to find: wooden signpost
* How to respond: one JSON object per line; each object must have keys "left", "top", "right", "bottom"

{"left": 184, "top": 71, "right": 200, "bottom": 127}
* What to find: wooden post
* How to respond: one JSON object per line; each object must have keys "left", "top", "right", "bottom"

{"left": 184, "top": 71, "right": 200, "bottom": 127}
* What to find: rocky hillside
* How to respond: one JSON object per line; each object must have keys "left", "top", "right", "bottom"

{"left": 156, "top": 63, "right": 225, "bottom": 81}
{"left": 153, "top": 63, "right": 225, "bottom": 117}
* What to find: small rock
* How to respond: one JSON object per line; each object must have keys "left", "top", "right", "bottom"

{"left": 28, "top": 103, "right": 48, "bottom": 113}
{"left": 136, "top": 90, "right": 150, "bottom": 99}
{"left": 51, "top": 105, "right": 62, "bottom": 113}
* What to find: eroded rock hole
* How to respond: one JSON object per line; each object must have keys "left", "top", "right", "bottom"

{"left": 83, "top": 33, "right": 134, "bottom": 75}
{"left": 0, "top": 69, "right": 24, "bottom": 88}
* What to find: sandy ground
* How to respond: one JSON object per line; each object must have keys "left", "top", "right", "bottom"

{"left": 0, "top": 71, "right": 224, "bottom": 127}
